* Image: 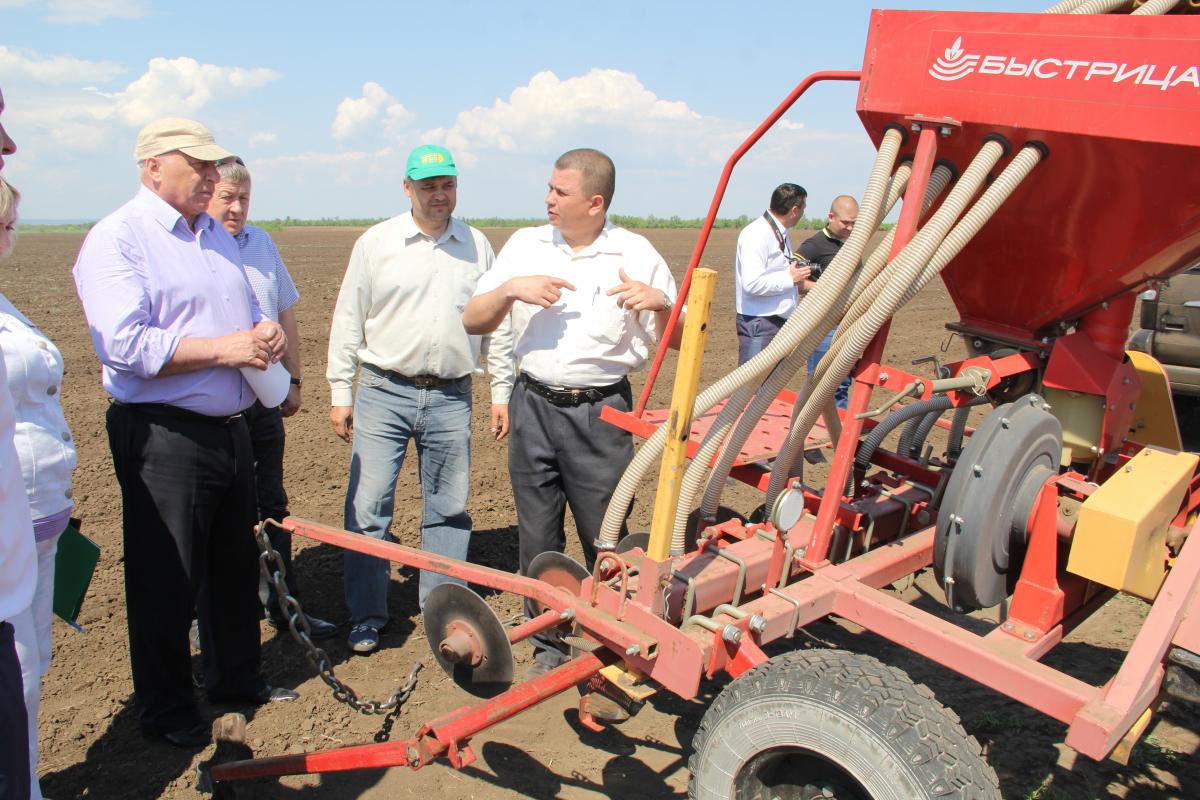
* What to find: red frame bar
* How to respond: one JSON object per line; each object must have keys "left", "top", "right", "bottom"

{"left": 633, "top": 69, "right": 861, "bottom": 417}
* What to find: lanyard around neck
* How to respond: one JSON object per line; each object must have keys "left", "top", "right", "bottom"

{"left": 763, "top": 211, "right": 789, "bottom": 256}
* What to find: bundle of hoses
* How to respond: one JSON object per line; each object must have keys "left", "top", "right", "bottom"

{"left": 595, "top": 126, "right": 908, "bottom": 553}
{"left": 598, "top": 137, "right": 1046, "bottom": 553}
{"left": 760, "top": 141, "right": 1045, "bottom": 511}
{"left": 1044, "top": 0, "right": 1180, "bottom": 15}
{"left": 690, "top": 163, "right": 953, "bottom": 528}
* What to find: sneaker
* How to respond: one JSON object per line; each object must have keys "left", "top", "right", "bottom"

{"left": 348, "top": 624, "right": 380, "bottom": 654}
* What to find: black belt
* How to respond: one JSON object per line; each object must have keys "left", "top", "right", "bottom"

{"left": 112, "top": 400, "right": 245, "bottom": 426}
{"left": 519, "top": 373, "right": 629, "bottom": 408}
{"left": 366, "top": 364, "right": 467, "bottom": 388}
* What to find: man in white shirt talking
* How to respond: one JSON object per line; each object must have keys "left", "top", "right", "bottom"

{"left": 733, "top": 183, "right": 811, "bottom": 364}
{"left": 463, "top": 148, "right": 678, "bottom": 700}
{"left": 327, "top": 144, "right": 500, "bottom": 655}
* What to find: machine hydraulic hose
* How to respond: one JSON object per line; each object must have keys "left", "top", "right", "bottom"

{"left": 595, "top": 127, "right": 907, "bottom": 549}
{"left": 764, "top": 138, "right": 1015, "bottom": 508}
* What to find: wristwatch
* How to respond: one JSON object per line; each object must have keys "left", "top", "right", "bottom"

{"left": 289, "top": 376, "right": 302, "bottom": 387}
{"left": 660, "top": 291, "right": 674, "bottom": 313}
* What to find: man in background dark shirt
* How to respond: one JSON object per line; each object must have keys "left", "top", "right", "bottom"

{"left": 798, "top": 195, "right": 858, "bottom": 409}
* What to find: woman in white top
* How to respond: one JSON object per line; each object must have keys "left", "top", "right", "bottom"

{"left": 1, "top": 177, "right": 77, "bottom": 800}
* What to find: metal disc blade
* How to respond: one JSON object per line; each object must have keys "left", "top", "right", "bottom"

{"left": 423, "top": 583, "right": 514, "bottom": 698}
{"left": 615, "top": 532, "right": 651, "bottom": 555}
{"left": 526, "top": 551, "right": 589, "bottom": 616}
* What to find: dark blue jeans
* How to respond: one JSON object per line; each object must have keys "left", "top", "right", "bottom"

{"left": 809, "top": 327, "right": 851, "bottom": 410}
{"left": 735, "top": 313, "right": 788, "bottom": 366}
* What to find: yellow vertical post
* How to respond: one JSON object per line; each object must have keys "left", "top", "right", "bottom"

{"left": 647, "top": 268, "right": 717, "bottom": 562}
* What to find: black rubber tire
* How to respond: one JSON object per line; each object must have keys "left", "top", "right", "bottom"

{"left": 688, "top": 649, "right": 1000, "bottom": 800}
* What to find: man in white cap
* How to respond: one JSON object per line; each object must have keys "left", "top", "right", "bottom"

{"left": 73, "top": 117, "right": 298, "bottom": 749}
{"left": 327, "top": 144, "right": 506, "bottom": 655}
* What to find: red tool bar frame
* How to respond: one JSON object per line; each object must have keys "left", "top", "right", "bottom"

{"left": 209, "top": 654, "right": 606, "bottom": 782}
{"left": 633, "top": 69, "right": 861, "bottom": 417}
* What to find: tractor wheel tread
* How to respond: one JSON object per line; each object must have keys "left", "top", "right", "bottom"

{"left": 688, "top": 649, "right": 1000, "bottom": 800}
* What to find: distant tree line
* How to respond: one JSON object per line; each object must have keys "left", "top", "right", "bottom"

{"left": 21, "top": 215, "right": 889, "bottom": 234}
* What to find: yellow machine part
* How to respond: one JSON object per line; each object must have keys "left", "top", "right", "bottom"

{"left": 1125, "top": 350, "right": 1182, "bottom": 452}
{"left": 1067, "top": 446, "right": 1198, "bottom": 600}
{"left": 599, "top": 663, "right": 657, "bottom": 702}
{"left": 1043, "top": 387, "right": 1105, "bottom": 467}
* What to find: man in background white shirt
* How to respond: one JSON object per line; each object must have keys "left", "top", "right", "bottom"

{"left": 733, "top": 183, "right": 811, "bottom": 365}
{"left": 463, "top": 148, "right": 677, "bottom": 699}
{"left": 327, "top": 144, "right": 501, "bottom": 655}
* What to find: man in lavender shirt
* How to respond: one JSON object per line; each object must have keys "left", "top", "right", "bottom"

{"left": 73, "top": 118, "right": 298, "bottom": 749}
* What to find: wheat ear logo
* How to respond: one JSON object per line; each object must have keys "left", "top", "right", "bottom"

{"left": 929, "top": 37, "right": 979, "bottom": 82}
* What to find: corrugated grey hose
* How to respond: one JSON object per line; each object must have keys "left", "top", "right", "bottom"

{"left": 806, "top": 165, "right": 956, "bottom": 392}
{"left": 947, "top": 401, "right": 980, "bottom": 461}
{"left": 898, "top": 411, "right": 932, "bottom": 459}
{"left": 682, "top": 165, "right": 915, "bottom": 540}
{"left": 1042, "top": 0, "right": 1089, "bottom": 11}
{"left": 595, "top": 127, "right": 908, "bottom": 550}
{"left": 906, "top": 394, "right": 990, "bottom": 458}
{"left": 1070, "top": 0, "right": 1133, "bottom": 13}
{"left": 858, "top": 396, "right": 954, "bottom": 474}
{"left": 1131, "top": 0, "right": 1182, "bottom": 14}
{"left": 763, "top": 138, "right": 1024, "bottom": 510}
{"left": 769, "top": 142, "right": 1046, "bottom": 512}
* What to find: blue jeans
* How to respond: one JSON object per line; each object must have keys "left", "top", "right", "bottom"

{"left": 343, "top": 366, "right": 472, "bottom": 628}
{"left": 809, "top": 327, "right": 851, "bottom": 410}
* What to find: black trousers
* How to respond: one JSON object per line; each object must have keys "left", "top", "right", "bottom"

{"left": 244, "top": 400, "right": 299, "bottom": 607}
{"left": 0, "top": 621, "right": 29, "bottom": 800}
{"left": 508, "top": 379, "right": 632, "bottom": 660}
{"left": 106, "top": 403, "right": 265, "bottom": 732}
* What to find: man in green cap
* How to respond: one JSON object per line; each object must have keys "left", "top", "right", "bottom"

{"left": 327, "top": 145, "right": 509, "bottom": 655}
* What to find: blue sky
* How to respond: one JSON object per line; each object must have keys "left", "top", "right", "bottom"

{"left": 2, "top": 0, "right": 1048, "bottom": 222}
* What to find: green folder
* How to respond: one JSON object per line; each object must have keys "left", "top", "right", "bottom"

{"left": 52, "top": 520, "right": 99, "bottom": 629}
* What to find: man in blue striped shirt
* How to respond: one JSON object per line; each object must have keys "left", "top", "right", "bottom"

{"left": 208, "top": 159, "right": 336, "bottom": 640}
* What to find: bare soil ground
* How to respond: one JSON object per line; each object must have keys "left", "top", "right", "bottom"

{"left": 5, "top": 227, "right": 1196, "bottom": 800}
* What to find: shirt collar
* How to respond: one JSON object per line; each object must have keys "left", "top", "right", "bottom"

{"left": 541, "top": 219, "right": 621, "bottom": 256}
{"left": 234, "top": 223, "right": 255, "bottom": 245}
{"left": 399, "top": 211, "right": 466, "bottom": 244}
{"left": 135, "top": 185, "right": 216, "bottom": 235}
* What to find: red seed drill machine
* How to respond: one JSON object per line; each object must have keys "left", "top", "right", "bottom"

{"left": 206, "top": 1, "right": 1200, "bottom": 797}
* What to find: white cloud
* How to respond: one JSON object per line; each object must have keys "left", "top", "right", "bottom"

{"left": 8, "top": 53, "right": 281, "bottom": 161}
{"left": 98, "top": 57, "right": 280, "bottom": 126}
{"left": 435, "top": 69, "right": 700, "bottom": 158}
{"left": 331, "top": 82, "right": 414, "bottom": 141}
{"left": 0, "top": 45, "right": 124, "bottom": 84}
{"left": 248, "top": 131, "right": 277, "bottom": 147}
{"left": 0, "top": 0, "right": 150, "bottom": 23}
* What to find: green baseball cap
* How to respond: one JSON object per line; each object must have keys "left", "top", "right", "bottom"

{"left": 406, "top": 144, "right": 458, "bottom": 181}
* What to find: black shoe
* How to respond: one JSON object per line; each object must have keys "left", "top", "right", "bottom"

{"left": 209, "top": 685, "right": 299, "bottom": 706}
{"left": 268, "top": 612, "right": 337, "bottom": 640}
{"left": 143, "top": 720, "right": 211, "bottom": 749}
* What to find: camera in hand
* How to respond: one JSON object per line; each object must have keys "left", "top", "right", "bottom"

{"left": 792, "top": 254, "right": 822, "bottom": 281}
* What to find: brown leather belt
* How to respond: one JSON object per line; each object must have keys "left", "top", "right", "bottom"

{"left": 519, "top": 373, "right": 629, "bottom": 408}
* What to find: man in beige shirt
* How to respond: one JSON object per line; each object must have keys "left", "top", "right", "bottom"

{"left": 327, "top": 144, "right": 505, "bottom": 655}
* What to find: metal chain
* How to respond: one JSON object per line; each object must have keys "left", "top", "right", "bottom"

{"left": 254, "top": 520, "right": 422, "bottom": 715}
